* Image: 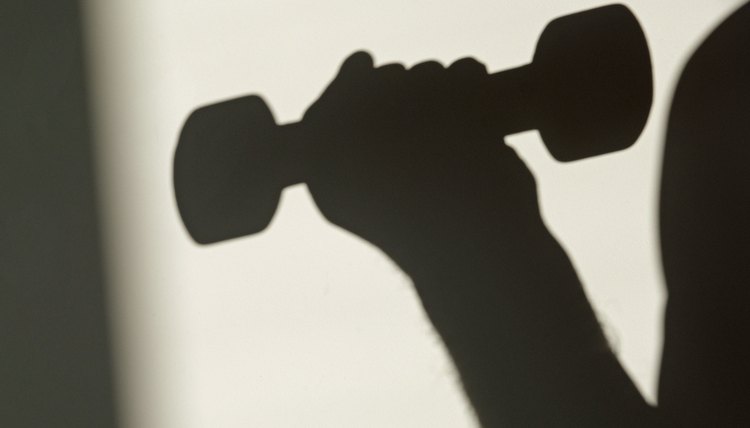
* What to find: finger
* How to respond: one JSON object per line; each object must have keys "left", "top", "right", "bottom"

{"left": 340, "top": 50, "right": 375, "bottom": 73}
{"left": 376, "top": 62, "right": 406, "bottom": 83}
{"left": 332, "top": 51, "right": 375, "bottom": 89}
{"left": 376, "top": 62, "right": 406, "bottom": 75}
{"left": 305, "top": 51, "right": 374, "bottom": 121}
{"left": 409, "top": 61, "right": 446, "bottom": 95}
{"left": 374, "top": 63, "right": 407, "bottom": 94}
{"left": 445, "top": 57, "right": 489, "bottom": 113}
{"left": 448, "top": 57, "right": 488, "bottom": 77}
{"left": 409, "top": 60, "right": 444, "bottom": 75}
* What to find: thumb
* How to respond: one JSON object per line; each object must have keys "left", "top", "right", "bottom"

{"left": 331, "top": 50, "right": 374, "bottom": 88}
{"left": 339, "top": 50, "right": 374, "bottom": 75}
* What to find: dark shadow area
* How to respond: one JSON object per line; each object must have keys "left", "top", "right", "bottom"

{"left": 1, "top": 1, "right": 119, "bottom": 427}
{"left": 659, "top": 2, "right": 750, "bottom": 427}
{"left": 174, "top": 4, "right": 657, "bottom": 426}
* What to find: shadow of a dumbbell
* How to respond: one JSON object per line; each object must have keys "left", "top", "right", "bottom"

{"left": 174, "top": 3, "right": 652, "bottom": 246}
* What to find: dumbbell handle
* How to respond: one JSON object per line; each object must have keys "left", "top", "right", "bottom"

{"left": 274, "top": 64, "right": 538, "bottom": 189}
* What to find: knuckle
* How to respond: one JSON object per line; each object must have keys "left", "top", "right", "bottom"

{"left": 448, "top": 57, "right": 486, "bottom": 73}
{"left": 377, "top": 62, "right": 406, "bottom": 72}
{"left": 410, "top": 60, "right": 444, "bottom": 72}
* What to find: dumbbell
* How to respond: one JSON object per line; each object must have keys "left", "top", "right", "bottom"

{"left": 174, "top": 4, "right": 652, "bottom": 244}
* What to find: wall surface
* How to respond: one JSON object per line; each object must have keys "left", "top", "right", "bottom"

{"left": 81, "top": 1, "right": 746, "bottom": 427}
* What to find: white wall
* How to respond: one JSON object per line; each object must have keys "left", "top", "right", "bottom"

{"left": 82, "top": 1, "right": 746, "bottom": 426}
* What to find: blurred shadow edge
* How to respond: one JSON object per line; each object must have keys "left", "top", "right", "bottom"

{"left": 1, "top": 1, "right": 119, "bottom": 427}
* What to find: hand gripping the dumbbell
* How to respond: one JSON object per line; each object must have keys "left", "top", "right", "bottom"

{"left": 173, "top": 4, "right": 652, "bottom": 246}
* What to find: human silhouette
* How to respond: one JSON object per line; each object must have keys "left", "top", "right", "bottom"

{"left": 658, "top": 2, "right": 750, "bottom": 426}
{"left": 301, "top": 4, "right": 750, "bottom": 425}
